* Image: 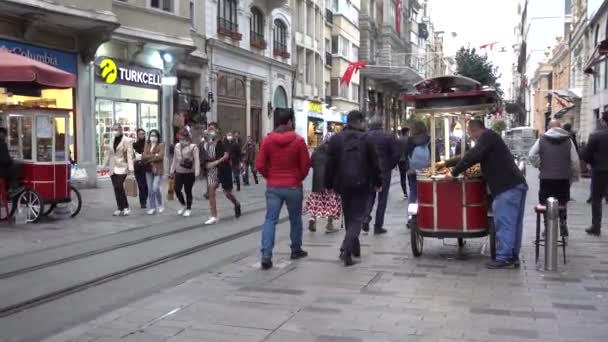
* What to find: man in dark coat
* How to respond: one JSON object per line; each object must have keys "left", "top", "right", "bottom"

{"left": 326, "top": 111, "right": 382, "bottom": 266}
{"left": 582, "top": 112, "right": 608, "bottom": 236}
{"left": 363, "top": 118, "right": 400, "bottom": 235}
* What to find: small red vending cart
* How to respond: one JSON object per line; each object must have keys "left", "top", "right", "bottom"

{"left": 402, "top": 76, "right": 498, "bottom": 258}
{"left": 0, "top": 50, "right": 82, "bottom": 223}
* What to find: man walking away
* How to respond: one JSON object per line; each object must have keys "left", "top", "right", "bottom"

{"left": 363, "top": 118, "right": 400, "bottom": 235}
{"left": 397, "top": 127, "right": 410, "bottom": 200}
{"left": 257, "top": 108, "right": 311, "bottom": 270}
{"left": 226, "top": 132, "right": 242, "bottom": 191}
{"left": 582, "top": 112, "right": 608, "bottom": 236}
{"left": 242, "top": 136, "right": 259, "bottom": 185}
{"left": 445, "top": 120, "right": 527, "bottom": 269}
{"left": 326, "top": 110, "right": 382, "bottom": 266}
{"left": 528, "top": 120, "right": 580, "bottom": 238}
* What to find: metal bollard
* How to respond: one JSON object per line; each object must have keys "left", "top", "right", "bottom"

{"left": 545, "top": 197, "right": 559, "bottom": 272}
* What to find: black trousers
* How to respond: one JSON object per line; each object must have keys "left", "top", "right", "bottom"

{"left": 591, "top": 171, "right": 608, "bottom": 230}
{"left": 175, "top": 172, "right": 195, "bottom": 209}
{"left": 397, "top": 160, "right": 408, "bottom": 196}
{"left": 243, "top": 160, "right": 258, "bottom": 185}
{"left": 340, "top": 190, "right": 370, "bottom": 255}
{"left": 110, "top": 174, "right": 129, "bottom": 211}
{"left": 135, "top": 171, "right": 148, "bottom": 208}
{"left": 232, "top": 164, "right": 241, "bottom": 191}
{"left": 0, "top": 164, "right": 19, "bottom": 189}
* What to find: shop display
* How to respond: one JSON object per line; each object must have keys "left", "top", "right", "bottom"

{"left": 419, "top": 163, "right": 482, "bottom": 178}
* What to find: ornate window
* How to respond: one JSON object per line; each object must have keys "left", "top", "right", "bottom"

{"left": 250, "top": 7, "right": 266, "bottom": 49}
{"left": 273, "top": 19, "right": 289, "bottom": 58}
{"left": 218, "top": 0, "right": 239, "bottom": 39}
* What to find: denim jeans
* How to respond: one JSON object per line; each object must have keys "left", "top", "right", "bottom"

{"left": 366, "top": 171, "right": 392, "bottom": 229}
{"left": 145, "top": 173, "right": 163, "bottom": 209}
{"left": 407, "top": 173, "right": 418, "bottom": 205}
{"left": 261, "top": 187, "right": 304, "bottom": 258}
{"left": 492, "top": 184, "right": 528, "bottom": 262}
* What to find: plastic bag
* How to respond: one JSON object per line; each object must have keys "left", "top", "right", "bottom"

{"left": 124, "top": 176, "right": 138, "bottom": 198}
{"left": 167, "top": 177, "right": 175, "bottom": 201}
{"left": 71, "top": 165, "right": 88, "bottom": 181}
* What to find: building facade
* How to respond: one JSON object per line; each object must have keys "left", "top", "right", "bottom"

{"left": 529, "top": 52, "right": 552, "bottom": 133}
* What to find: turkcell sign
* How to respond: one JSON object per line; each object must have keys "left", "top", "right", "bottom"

{"left": 95, "top": 57, "right": 162, "bottom": 88}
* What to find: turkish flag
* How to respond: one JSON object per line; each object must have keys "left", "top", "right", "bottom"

{"left": 480, "top": 42, "right": 499, "bottom": 50}
{"left": 340, "top": 61, "right": 367, "bottom": 86}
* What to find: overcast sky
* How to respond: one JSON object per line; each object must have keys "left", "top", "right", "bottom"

{"left": 429, "top": 0, "right": 520, "bottom": 96}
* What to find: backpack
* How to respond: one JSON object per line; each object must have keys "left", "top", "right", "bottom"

{"left": 409, "top": 143, "right": 431, "bottom": 171}
{"left": 338, "top": 134, "right": 368, "bottom": 189}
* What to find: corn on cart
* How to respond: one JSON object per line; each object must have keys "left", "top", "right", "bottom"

{"left": 402, "top": 76, "right": 499, "bottom": 259}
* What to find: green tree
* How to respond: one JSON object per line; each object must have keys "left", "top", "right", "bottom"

{"left": 455, "top": 47, "right": 503, "bottom": 98}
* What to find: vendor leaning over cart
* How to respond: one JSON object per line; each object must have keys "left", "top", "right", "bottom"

{"left": 444, "top": 119, "right": 528, "bottom": 269}
{"left": 0, "top": 127, "right": 23, "bottom": 198}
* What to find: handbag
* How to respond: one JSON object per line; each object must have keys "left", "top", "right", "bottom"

{"left": 167, "top": 177, "right": 175, "bottom": 201}
{"left": 179, "top": 144, "right": 194, "bottom": 169}
{"left": 124, "top": 176, "right": 138, "bottom": 197}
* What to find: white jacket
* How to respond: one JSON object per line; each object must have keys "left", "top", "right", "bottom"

{"left": 103, "top": 135, "right": 134, "bottom": 175}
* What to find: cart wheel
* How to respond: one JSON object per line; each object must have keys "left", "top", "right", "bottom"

{"left": 411, "top": 227, "right": 423, "bottom": 257}
{"left": 488, "top": 219, "right": 497, "bottom": 260}
{"left": 15, "top": 190, "right": 42, "bottom": 223}
{"left": 68, "top": 186, "right": 82, "bottom": 218}
{"left": 457, "top": 238, "right": 465, "bottom": 248}
{"left": 42, "top": 204, "right": 56, "bottom": 216}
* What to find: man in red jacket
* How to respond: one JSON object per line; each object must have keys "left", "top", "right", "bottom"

{"left": 256, "top": 108, "right": 312, "bottom": 270}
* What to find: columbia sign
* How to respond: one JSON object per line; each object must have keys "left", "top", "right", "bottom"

{"left": 96, "top": 57, "right": 162, "bottom": 88}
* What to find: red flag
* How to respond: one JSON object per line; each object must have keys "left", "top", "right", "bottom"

{"left": 480, "top": 42, "right": 499, "bottom": 50}
{"left": 396, "top": 0, "right": 402, "bottom": 34}
{"left": 341, "top": 61, "right": 367, "bottom": 86}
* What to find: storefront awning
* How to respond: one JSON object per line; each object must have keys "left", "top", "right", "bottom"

{"left": 360, "top": 65, "right": 424, "bottom": 91}
{"left": 0, "top": 50, "right": 76, "bottom": 88}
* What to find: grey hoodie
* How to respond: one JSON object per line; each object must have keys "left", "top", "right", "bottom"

{"left": 529, "top": 127, "right": 580, "bottom": 181}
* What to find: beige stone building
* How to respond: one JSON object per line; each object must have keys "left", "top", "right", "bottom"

{"left": 529, "top": 52, "right": 553, "bottom": 134}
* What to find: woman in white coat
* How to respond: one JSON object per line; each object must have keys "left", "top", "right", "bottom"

{"left": 103, "top": 123, "right": 134, "bottom": 216}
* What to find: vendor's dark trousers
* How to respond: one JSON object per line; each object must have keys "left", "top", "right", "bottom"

{"left": 243, "top": 161, "right": 258, "bottom": 185}
{"left": 135, "top": 171, "right": 148, "bottom": 208}
{"left": 590, "top": 175, "right": 608, "bottom": 201}
{"left": 0, "top": 164, "right": 19, "bottom": 190}
{"left": 174, "top": 172, "right": 195, "bottom": 210}
{"left": 397, "top": 160, "right": 408, "bottom": 197}
{"left": 365, "top": 171, "right": 392, "bottom": 229}
{"left": 110, "top": 174, "right": 129, "bottom": 211}
{"left": 591, "top": 171, "right": 608, "bottom": 230}
{"left": 340, "top": 191, "right": 369, "bottom": 255}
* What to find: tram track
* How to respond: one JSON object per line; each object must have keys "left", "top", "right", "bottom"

{"left": 0, "top": 215, "right": 289, "bottom": 318}
{"left": 0, "top": 204, "right": 267, "bottom": 280}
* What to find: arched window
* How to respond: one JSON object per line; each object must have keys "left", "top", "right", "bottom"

{"left": 218, "top": 0, "right": 238, "bottom": 34}
{"left": 250, "top": 7, "right": 265, "bottom": 47}
{"left": 274, "top": 19, "right": 288, "bottom": 57}
{"left": 273, "top": 86, "right": 288, "bottom": 109}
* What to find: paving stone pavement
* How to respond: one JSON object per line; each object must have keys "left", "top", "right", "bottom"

{"left": 43, "top": 169, "right": 608, "bottom": 342}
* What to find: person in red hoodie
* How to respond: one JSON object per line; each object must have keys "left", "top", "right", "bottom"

{"left": 256, "top": 108, "right": 312, "bottom": 270}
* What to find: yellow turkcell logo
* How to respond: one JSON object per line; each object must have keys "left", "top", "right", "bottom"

{"left": 99, "top": 58, "right": 117, "bottom": 84}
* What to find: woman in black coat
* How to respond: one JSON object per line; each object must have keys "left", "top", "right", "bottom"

{"left": 304, "top": 141, "right": 341, "bottom": 233}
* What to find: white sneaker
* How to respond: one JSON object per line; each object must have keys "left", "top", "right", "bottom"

{"left": 157, "top": 207, "right": 165, "bottom": 214}
{"left": 204, "top": 217, "right": 219, "bottom": 225}
{"left": 147, "top": 209, "right": 156, "bottom": 215}
{"left": 177, "top": 207, "right": 186, "bottom": 215}
{"left": 122, "top": 208, "right": 130, "bottom": 216}
{"left": 183, "top": 210, "right": 191, "bottom": 217}
{"left": 113, "top": 210, "right": 122, "bottom": 216}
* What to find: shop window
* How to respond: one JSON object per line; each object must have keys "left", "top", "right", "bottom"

{"left": 274, "top": 19, "right": 289, "bottom": 57}
{"left": 250, "top": 7, "right": 266, "bottom": 48}
{"left": 218, "top": 75, "right": 245, "bottom": 99}
{"left": 36, "top": 116, "right": 53, "bottom": 162}
{"left": 55, "top": 117, "right": 67, "bottom": 162}
{"left": 150, "top": 0, "right": 173, "bottom": 12}
{"left": 218, "top": 0, "right": 238, "bottom": 34}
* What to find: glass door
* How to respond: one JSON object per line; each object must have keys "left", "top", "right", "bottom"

{"left": 114, "top": 102, "right": 137, "bottom": 139}
{"left": 140, "top": 103, "right": 159, "bottom": 133}
{"left": 95, "top": 99, "right": 114, "bottom": 166}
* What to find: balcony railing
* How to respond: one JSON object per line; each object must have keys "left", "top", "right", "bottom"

{"left": 250, "top": 32, "right": 267, "bottom": 49}
{"left": 217, "top": 17, "right": 241, "bottom": 40}
{"left": 326, "top": 9, "right": 333, "bottom": 24}
{"left": 273, "top": 44, "right": 290, "bottom": 58}
{"left": 325, "top": 52, "right": 333, "bottom": 66}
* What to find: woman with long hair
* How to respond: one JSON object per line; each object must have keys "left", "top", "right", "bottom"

{"left": 133, "top": 128, "right": 149, "bottom": 209}
{"left": 143, "top": 129, "right": 164, "bottom": 214}
{"left": 202, "top": 123, "right": 241, "bottom": 225}
{"left": 169, "top": 129, "right": 200, "bottom": 217}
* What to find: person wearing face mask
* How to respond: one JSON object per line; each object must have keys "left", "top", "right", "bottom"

{"left": 226, "top": 132, "right": 243, "bottom": 191}
{"left": 169, "top": 129, "right": 200, "bottom": 217}
{"left": 133, "top": 128, "right": 149, "bottom": 209}
{"left": 202, "top": 123, "right": 241, "bottom": 225}
{"left": 102, "top": 123, "right": 134, "bottom": 216}
{"left": 143, "top": 129, "right": 165, "bottom": 215}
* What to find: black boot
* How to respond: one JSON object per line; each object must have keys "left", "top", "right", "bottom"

{"left": 339, "top": 251, "right": 354, "bottom": 266}
{"left": 308, "top": 220, "right": 316, "bottom": 232}
{"left": 586, "top": 226, "right": 601, "bottom": 236}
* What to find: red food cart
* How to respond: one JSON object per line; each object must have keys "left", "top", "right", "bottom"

{"left": 0, "top": 50, "right": 82, "bottom": 223}
{"left": 402, "top": 76, "right": 498, "bottom": 259}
